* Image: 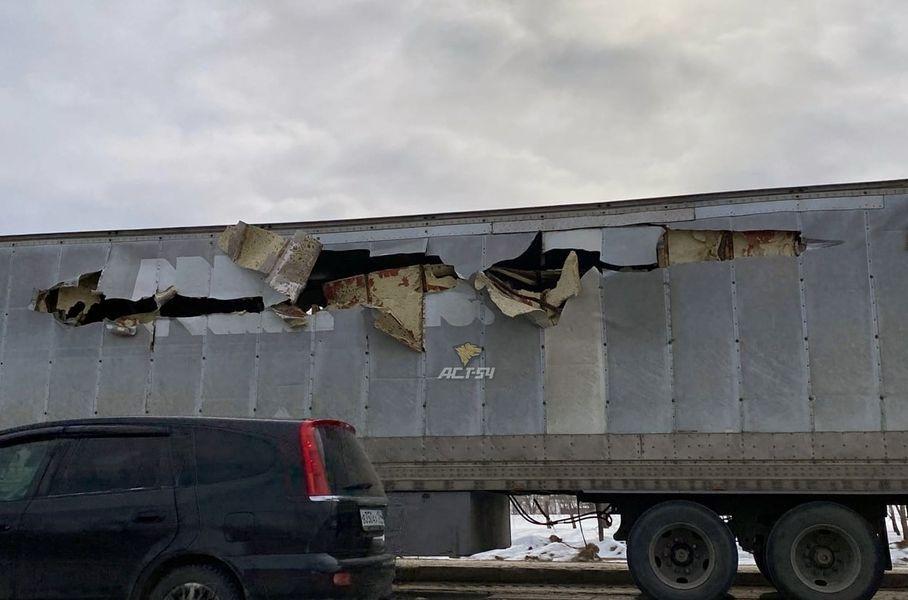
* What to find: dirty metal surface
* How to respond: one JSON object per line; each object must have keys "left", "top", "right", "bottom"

{"left": 367, "top": 432, "right": 908, "bottom": 493}
{"left": 2, "top": 183, "right": 908, "bottom": 496}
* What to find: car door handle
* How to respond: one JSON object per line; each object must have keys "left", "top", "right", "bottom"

{"left": 133, "top": 510, "right": 166, "bottom": 524}
{"left": 0, "top": 523, "right": 10, "bottom": 533}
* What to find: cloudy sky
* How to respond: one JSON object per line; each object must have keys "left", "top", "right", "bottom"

{"left": 1, "top": 1, "right": 906, "bottom": 235}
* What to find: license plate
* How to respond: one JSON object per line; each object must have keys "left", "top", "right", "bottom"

{"left": 360, "top": 508, "right": 385, "bottom": 531}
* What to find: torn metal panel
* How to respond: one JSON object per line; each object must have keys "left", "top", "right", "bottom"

{"left": 474, "top": 251, "right": 582, "bottom": 328}
{"left": 426, "top": 235, "right": 483, "bottom": 278}
{"left": 218, "top": 221, "right": 286, "bottom": 272}
{"left": 33, "top": 266, "right": 262, "bottom": 333}
{"left": 424, "top": 264, "right": 457, "bottom": 292}
{"left": 482, "top": 233, "right": 538, "bottom": 269}
{"left": 218, "top": 221, "right": 322, "bottom": 303}
{"left": 656, "top": 229, "right": 804, "bottom": 267}
{"left": 269, "top": 302, "right": 309, "bottom": 328}
{"left": 322, "top": 264, "right": 455, "bottom": 350}
{"left": 368, "top": 266, "right": 425, "bottom": 352}
{"left": 266, "top": 234, "right": 321, "bottom": 302}
{"left": 324, "top": 274, "right": 368, "bottom": 310}
{"left": 32, "top": 271, "right": 103, "bottom": 326}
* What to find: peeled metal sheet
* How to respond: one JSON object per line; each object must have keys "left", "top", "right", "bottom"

{"left": 368, "top": 266, "right": 425, "bottom": 352}
{"left": 218, "top": 222, "right": 321, "bottom": 303}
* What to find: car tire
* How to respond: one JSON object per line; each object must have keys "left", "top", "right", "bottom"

{"left": 765, "top": 502, "right": 884, "bottom": 600}
{"left": 627, "top": 500, "right": 738, "bottom": 600}
{"left": 148, "top": 564, "right": 243, "bottom": 600}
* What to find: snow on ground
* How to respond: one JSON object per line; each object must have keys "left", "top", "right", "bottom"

{"left": 460, "top": 513, "right": 908, "bottom": 566}
{"left": 888, "top": 519, "right": 908, "bottom": 566}
{"left": 470, "top": 515, "right": 626, "bottom": 563}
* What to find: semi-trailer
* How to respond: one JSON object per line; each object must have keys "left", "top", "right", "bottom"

{"left": 2, "top": 178, "right": 907, "bottom": 599}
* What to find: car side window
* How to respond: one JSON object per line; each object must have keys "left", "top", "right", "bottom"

{"left": 195, "top": 428, "right": 277, "bottom": 485}
{"left": 0, "top": 440, "right": 52, "bottom": 502}
{"left": 48, "top": 436, "right": 171, "bottom": 496}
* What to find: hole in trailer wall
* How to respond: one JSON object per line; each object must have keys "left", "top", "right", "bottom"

{"left": 31, "top": 223, "right": 822, "bottom": 348}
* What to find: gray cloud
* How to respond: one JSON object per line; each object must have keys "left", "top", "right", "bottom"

{"left": 1, "top": 0, "right": 906, "bottom": 235}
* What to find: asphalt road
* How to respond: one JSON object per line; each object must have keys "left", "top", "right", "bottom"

{"left": 394, "top": 582, "right": 908, "bottom": 599}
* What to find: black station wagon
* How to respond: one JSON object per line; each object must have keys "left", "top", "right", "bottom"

{"left": 0, "top": 417, "right": 393, "bottom": 600}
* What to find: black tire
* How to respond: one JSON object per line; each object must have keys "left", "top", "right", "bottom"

{"left": 753, "top": 538, "right": 775, "bottom": 587}
{"left": 765, "top": 502, "right": 884, "bottom": 600}
{"left": 148, "top": 564, "right": 243, "bottom": 600}
{"left": 627, "top": 500, "right": 738, "bottom": 600}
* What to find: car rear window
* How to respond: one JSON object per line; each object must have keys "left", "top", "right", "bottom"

{"left": 49, "top": 436, "right": 171, "bottom": 496}
{"left": 315, "top": 426, "right": 384, "bottom": 497}
{"left": 194, "top": 428, "right": 277, "bottom": 484}
{"left": 0, "top": 440, "right": 52, "bottom": 502}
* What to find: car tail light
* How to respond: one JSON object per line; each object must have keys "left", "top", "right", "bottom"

{"left": 332, "top": 572, "right": 353, "bottom": 587}
{"left": 299, "top": 419, "right": 356, "bottom": 498}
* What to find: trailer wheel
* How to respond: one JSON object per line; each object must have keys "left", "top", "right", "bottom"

{"left": 752, "top": 538, "right": 774, "bottom": 587}
{"left": 627, "top": 501, "right": 737, "bottom": 600}
{"left": 765, "top": 502, "right": 884, "bottom": 600}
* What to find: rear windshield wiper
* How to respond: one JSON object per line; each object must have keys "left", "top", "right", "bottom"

{"left": 342, "top": 482, "right": 373, "bottom": 491}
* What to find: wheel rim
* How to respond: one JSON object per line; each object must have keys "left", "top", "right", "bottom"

{"left": 163, "top": 583, "right": 220, "bottom": 600}
{"left": 790, "top": 524, "right": 861, "bottom": 593}
{"left": 647, "top": 522, "right": 717, "bottom": 590}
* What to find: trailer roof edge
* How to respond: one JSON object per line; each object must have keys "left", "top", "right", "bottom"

{"left": 5, "top": 177, "right": 908, "bottom": 242}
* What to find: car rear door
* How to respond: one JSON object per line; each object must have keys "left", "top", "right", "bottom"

{"left": 16, "top": 430, "right": 179, "bottom": 600}
{"left": 0, "top": 438, "right": 56, "bottom": 599}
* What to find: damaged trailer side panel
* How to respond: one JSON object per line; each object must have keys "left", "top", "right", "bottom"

{"left": 2, "top": 181, "right": 908, "bottom": 498}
